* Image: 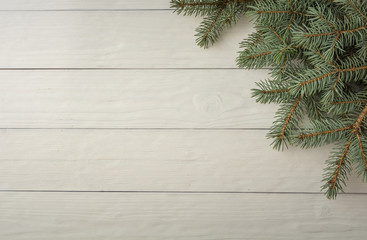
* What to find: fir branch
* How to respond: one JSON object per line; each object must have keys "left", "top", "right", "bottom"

{"left": 261, "top": 89, "right": 289, "bottom": 94}
{"left": 340, "top": 65, "right": 367, "bottom": 73}
{"left": 332, "top": 100, "right": 365, "bottom": 104}
{"left": 201, "top": 5, "right": 226, "bottom": 43}
{"left": 316, "top": 13, "right": 338, "bottom": 32}
{"left": 298, "top": 71, "right": 336, "bottom": 87}
{"left": 294, "top": 119, "right": 351, "bottom": 148}
{"left": 252, "top": 31, "right": 264, "bottom": 45}
{"left": 177, "top": 1, "right": 223, "bottom": 7}
{"left": 314, "top": 50, "right": 339, "bottom": 70}
{"left": 331, "top": 72, "right": 341, "bottom": 91}
{"left": 280, "top": 56, "right": 287, "bottom": 74}
{"left": 285, "top": 0, "right": 295, "bottom": 30}
{"left": 252, "top": 79, "right": 290, "bottom": 104}
{"left": 304, "top": 26, "right": 366, "bottom": 38}
{"left": 172, "top": 0, "right": 251, "bottom": 47}
{"left": 286, "top": 13, "right": 295, "bottom": 30}
{"left": 278, "top": 96, "right": 302, "bottom": 140}
{"left": 171, "top": 0, "right": 251, "bottom": 14}
{"left": 352, "top": 102, "right": 367, "bottom": 130}
{"left": 257, "top": 10, "right": 306, "bottom": 16}
{"left": 325, "top": 140, "right": 351, "bottom": 198}
{"left": 342, "top": 0, "right": 367, "bottom": 21}
{"left": 355, "top": 132, "right": 367, "bottom": 171}
{"left": 269, "top": 26, "right": 285, "bottom": 44}
{"left": 172, "top": 0, "right": 367, "bottom": 199}
{"left": 297, "top": 125, "right": 351, "bottom": 140}
{"left": 247, "top": 51, "right": 273, "bottom": 59}
{"left": 293, "top": 64, "right": 367, "bottom": 99}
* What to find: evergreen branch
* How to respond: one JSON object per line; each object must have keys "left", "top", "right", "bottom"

{"left": 172, "top": 0, "right": 251, "bottom": 47}
{"left": 252, "top": 31, "right": 264, "bottom": 46}
{"left": 202, "top": 5, "right": 226, "bottom": 40}
{"left": 177, "top": 1, "right": 224, "bottom": 7}
{"left": 280, "top": 56, "right": 287, "bottom": 74}
{"left": 331, "top": 32, "right": 341, "bottom": 50}
{"left": 252, "top": 79, "right": 290, "bottom": 104}
{"left": 286, "top": 13, "right": 295, "bottom": 30}
{"left": 298, "top": 71, "right": 336, "bottom": 87}
{"left": 321, "top": 138, "right": 354, "bottom": 199}
{"left": 171, "top": 0, "right": 251, "bottom": 13}
{"left": 327, "top": 140, "right": 351, "bottom": 193}
{"left": 294, "top": 119, "right": 350, "bottom": 148}
{"left": 261, "top": 89, "right": 289, "bottom": 94}
{"left": 269, "top": 95, "right": 304, "bottom": 150}
{"left": 240, "top": 31, "right": 265, "bottom": 54}
{"left": 269, "top": 26, "right": 285, "bottom": 44}
{"left": 172, "top": 0, "right": 367, "bottom": 199}
{"left": 332, "top": 100, "right": 365, "bottom": 104}
{"left": 316, "top": 13, "right": 338, "bottom": 32}
{"left": 304, "top": 26, "right": 367, "bottom": 38}
{"left": 247, "top": 51, "right": 273, "bottom": 59}
{"left": 257, "top": 10, "right": 306, "bottom": 16}
{"left": 308, "top": 97, "right": 324, "bottom": 120}
{"left": 355, "top": 132, "right": 367, "bottom": 171}
{"left": 331, "top": 72, "right": 341, "bottom": 91}
{"left": 352, "top": 102, "right": 367, "bottom": 130}
{"left": 341, "top": 26, "right": 367, "bottom": 34}
{"left": 344, "top": 0, "right": 367, "bottom": 21}
{"left": 171, "top": 0, "right": 225, "bottom": 16}
{"left": 285, "top": 0, "right": 294, "bottom": 30}
{"left": 340, "top": 65, "right": 367, "bottom": 73}
{"left": 296, "top": 65, "right": 367, "bottom": 92}
{"left": 327, "top": 90, "right": 367, "bottom": 118}
{"left": 195, "top": 4, "right": 230, "bottom": 48}
{"left": 286, "top": 0, "right": 292, "bottom": 9}
{"left": 278, "top": 96, "right": 302, "bottom": 140}
{"left": 297, "top": 125, "right": 351, "bottom": 140}
{"left": 304, "top": 32, "right": 334, "bottom": 37}
{"left": 314, "top": 50, "right": 339, "bottom": 70}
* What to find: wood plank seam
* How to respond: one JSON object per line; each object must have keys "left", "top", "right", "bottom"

{"left": 1, "top": 190, "right": 367, "bottom": 195}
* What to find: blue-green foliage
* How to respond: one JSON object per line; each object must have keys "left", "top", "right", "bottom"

{"left": 171, "top": 0, "right": 367, "bottom": 199}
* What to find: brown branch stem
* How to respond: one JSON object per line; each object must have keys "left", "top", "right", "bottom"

{"left": 328, "top": 141, "right": 351, "bottom": 189}
{"left": 297, "top": 126, "right": 352, "bottom": 140}
{"left": 278, "top": 96, "right": 302, "bottom": 139}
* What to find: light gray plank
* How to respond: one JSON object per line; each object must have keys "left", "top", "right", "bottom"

{"left": 0, "top": 192, "right": 366, "bottom": 240}
{"left": 0, "top": 70, "right": 274, "bottom": 128}
{"left": 0, "top": 11, "right": 251, "bottom": 68}
{"left": 1, "top": 129, "right": 366, "bottom": 193}
{"left": 0, "top": 0, "right": 170, "bottom": 10}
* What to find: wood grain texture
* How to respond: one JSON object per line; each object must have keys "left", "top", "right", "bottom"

{"left": 0, "top": 0, "right": 170, "bottom": 10}
{"left": 1, "top": 129, "right": 367, "bottom": 193}
{"left": 0, "top": 70, "right": 275, "bottom": 128}
{"left": 0, "top": 11, "right": 252, "bottom": 68}
{"left": 0, "top": 192, "right": 366, "bottom": 240}
{"left": 1, "top": 2, "right": 365, "bottom": 238}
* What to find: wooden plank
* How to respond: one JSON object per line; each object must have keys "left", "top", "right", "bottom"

{"left": 0, "top": 0, "right": 170, "bottom": 10}
{"left": 1, "top": 129, "right": 367, "bottom": 193}
{"left": 0, "top": 192, "right": 366, "bottom": 240}
{"left": 0, "top": 11, "right": 252, "bottom": 68}
{"left": 0, "top": 70, "right": 274, "bottom": 128}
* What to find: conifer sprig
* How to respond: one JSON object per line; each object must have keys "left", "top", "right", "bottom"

{"left": 171, "top": 0, "right": 367, "bottom": 199}
{"left": 171, "top": 0, "right": 252, "bottom": 47}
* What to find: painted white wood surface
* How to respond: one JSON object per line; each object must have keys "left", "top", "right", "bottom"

{"left": 0, "top": 11, "right": 252, "bottom": 68}
{"left": 1, "top": 192, "right": 366, "bottom": 240}
{"left": 0, "top": 0, "right": 170, "bottom": 10}
{"left": 2, "top": 129, "right": 367, "bottom": 193}
{"left": 1, "top": 1, "right": 367, "bottom": 239}
{"left": 0, "top": 70, "right": 275, "bottom": 128}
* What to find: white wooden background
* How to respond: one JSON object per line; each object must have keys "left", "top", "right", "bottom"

{"left": 1, "top": 1, "right": 367, "bottom": 239}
